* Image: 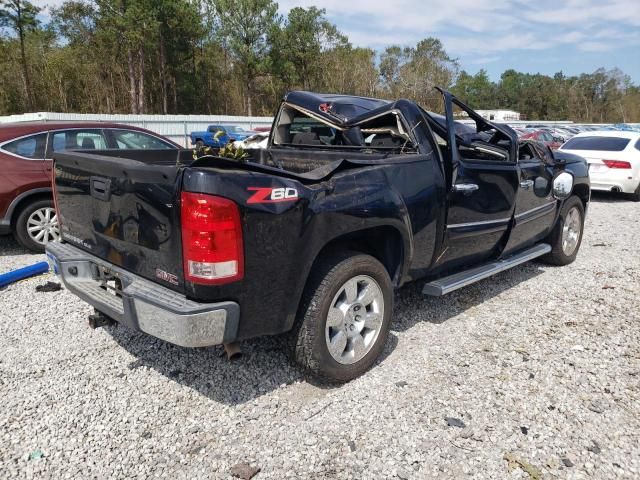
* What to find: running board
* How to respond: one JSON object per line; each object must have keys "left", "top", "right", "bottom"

{"left": 422, "top": 243, "right": 551, "bottom": 296}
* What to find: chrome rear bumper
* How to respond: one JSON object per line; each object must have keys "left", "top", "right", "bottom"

{"left": 45, "top": 241, "right": 239, "bottom": 347}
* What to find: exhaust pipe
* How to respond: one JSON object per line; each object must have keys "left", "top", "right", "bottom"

{"left": 223, "top": 342, "right": 242, "bottom": 361}
{"left": 611, "top": 187, "right": 621, "bottom": 193}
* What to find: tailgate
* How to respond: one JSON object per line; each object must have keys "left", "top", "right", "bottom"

{"left": 53, "top": 150, "right": 187, "bottom": 292}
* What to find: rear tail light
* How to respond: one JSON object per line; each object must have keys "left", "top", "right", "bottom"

{"left": 181, "top": 192, "right": 244, "bottom": 285}
{"left": 602, "top": 160, "right": 631, "bottom": 169}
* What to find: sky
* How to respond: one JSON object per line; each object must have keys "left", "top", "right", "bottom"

{"left": 35, "top": 0, "right": 640, "bottom": 83}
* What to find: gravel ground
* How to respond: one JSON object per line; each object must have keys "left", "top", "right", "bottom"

{"left": 1, "top": 193, "right": 639, "bottom": 479}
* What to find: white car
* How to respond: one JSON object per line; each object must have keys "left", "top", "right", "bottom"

{"left": 234, "top": 131, "right": 269, "bottom": 150}
{"left": 559, "top": 131, "right": 640, "bottom": 201}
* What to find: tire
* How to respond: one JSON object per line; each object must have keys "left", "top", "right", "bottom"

{"left": 540, "top": 195, "right": 585, "bottom": 266}
{"left": 628, "top": 183, "right": 640, "bottom": 202}
{"left": 13, "top": 199, "right": 60, "bottom": 253}
{"left": 290, "top": 252, "right": 393, "bottom": 383}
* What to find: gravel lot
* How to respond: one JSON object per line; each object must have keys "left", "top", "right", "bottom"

{"left": 1, "top": 193, "right": 639, "bottom": 479}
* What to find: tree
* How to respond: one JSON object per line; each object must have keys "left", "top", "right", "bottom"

{"left": 213, "top": 0, "right": 281, "bottom": 116}
{"left": 94, "top": 0, "right": 159, "bottom": 114}
{"left": 50, "top": 0, "right": 96, "bottom": 45}
{"left": 380, "top": 38, "right": 459, "bottom": 110}
{"left": 270, "top": 7, "right": 346, "bottom": 90}
{"left": 451, "top": 69, "right": 495, "bottom": 108}
{"left": 212, "top": 0, "right": 279, "bottom": 116}
{"left": 0, "top": 1, "right": 638, "bottom": 122}
{"left": 0, "top": 0, "right": 40, "bottom": 111}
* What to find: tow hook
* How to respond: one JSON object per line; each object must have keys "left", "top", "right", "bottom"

{"left": 88, "top": 310, "right": 116, "bottom": 329}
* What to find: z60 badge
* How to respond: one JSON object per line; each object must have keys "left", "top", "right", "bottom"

{"left": 247, "top": 187, "right": 298, "bottom": 204}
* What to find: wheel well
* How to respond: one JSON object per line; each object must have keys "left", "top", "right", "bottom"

{"left": 573, "top": 183, "right": 590, "bottom": 210}
{"left": 10, "top": 192, "right": 53, "bottom": 228}
{"left": 313, "top": 226, "right": 405, "bottom": 286}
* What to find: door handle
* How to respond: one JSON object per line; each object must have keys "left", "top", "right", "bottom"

{"left": 520, "top": 180, "right": 534, "bottom": 189}
{"left": 453, "top": 183, "right": 479, "bottom": 194}
{"left": 90, "top": 176, "right": 111, "bottom": 201}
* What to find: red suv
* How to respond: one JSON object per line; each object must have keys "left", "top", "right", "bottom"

{"left": 0, "top": 122, "right": 180, "bottom": 252}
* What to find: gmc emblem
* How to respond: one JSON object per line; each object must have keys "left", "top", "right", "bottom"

{"left": 156, "top": 268, "right": 179, "bottom": 285}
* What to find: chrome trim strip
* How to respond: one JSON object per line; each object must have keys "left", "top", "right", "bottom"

{"left": 447, "top": 217, "right": 511, "bottom": 229}
{"left": 514, "top": 201, "right": 556, "bottom": 221}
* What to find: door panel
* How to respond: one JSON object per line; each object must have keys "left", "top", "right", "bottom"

{"left": 432, "top": 88, "right": 519, "bottom": 271}
{"left": 439, "top": 159, "right": 518, "bottom": 268}
{"left": 0, "top": 134, "right": 49, "bottom": 212}
{"left": 502, "top": 144, "right": 556, "bottom": 255}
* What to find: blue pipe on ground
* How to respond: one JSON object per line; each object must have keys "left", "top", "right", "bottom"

{"left": 0, "top": 262, "right": 50, "bottom": 289}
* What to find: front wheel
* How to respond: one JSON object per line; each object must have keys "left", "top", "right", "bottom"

{"left": 290, "top": 252, "right": 393, "bottom": 383}
{"left": 541, "top": 195, "right": 585, "bottom": 266}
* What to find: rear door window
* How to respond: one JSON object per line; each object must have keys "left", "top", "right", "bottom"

{"left": 1, "top": 133, "right": 48, "bottom": 159}
{"left": 49, "top": 129, "right": 107, "bottom": 156}
{"left": 563, "top": 136, "right": 630, "bottom": 151}
{"left": 110, "top": 129, "right": 174, "bottom": 149}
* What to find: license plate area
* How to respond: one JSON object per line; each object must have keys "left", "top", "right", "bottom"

{"left": 90, "top": 263, "right": 124, "bottom": 298}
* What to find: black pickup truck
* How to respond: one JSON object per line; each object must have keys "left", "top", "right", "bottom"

{"left": 46, "top": 89, "right": 589, "bottom": 382}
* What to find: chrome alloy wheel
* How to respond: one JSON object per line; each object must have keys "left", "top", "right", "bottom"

{"left": 27, "top": 207, "right": 60, "bottom": 245}
{"left": 561, "top": 206, "right": 581, "bottom": 256}
{"left": 324, "top": 275, "right": 384, "bottom": 365}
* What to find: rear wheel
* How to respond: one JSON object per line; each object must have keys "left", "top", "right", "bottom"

{"left": 541, "top": 195, "right": 584, "bottom": 266}
{"left": 13, "top": 199, "right": 60, "bottom": 253}
{"left": 290, "top": 252, "right": 393, "bottom": 383}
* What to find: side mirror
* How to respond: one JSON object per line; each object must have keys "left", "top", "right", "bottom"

{"left": 534, "top": 177, "right": 550, "bottom": 197}
{"left": 553, "top": 172, "right": 573, "bottom": 199}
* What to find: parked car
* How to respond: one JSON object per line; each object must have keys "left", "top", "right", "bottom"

{"left": 559, "top": 131, "right": 640, "bottom": 201}
{"left": 234, "top": 131, "right": 270, "bottom": 150}
{"left": 513, "top": 127, "right": 532, "bottom": 137}
{"left": 521, "top": 130, "right": 564, "bottom": 150}
{"left": 189, "top": 125, "right": 255, "bottom": 148}
{"left": 46, "top": 89, "right": 589, "bottom": 382}
{"left": 0, "top": 122, "right": 180, "bottom": 252}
